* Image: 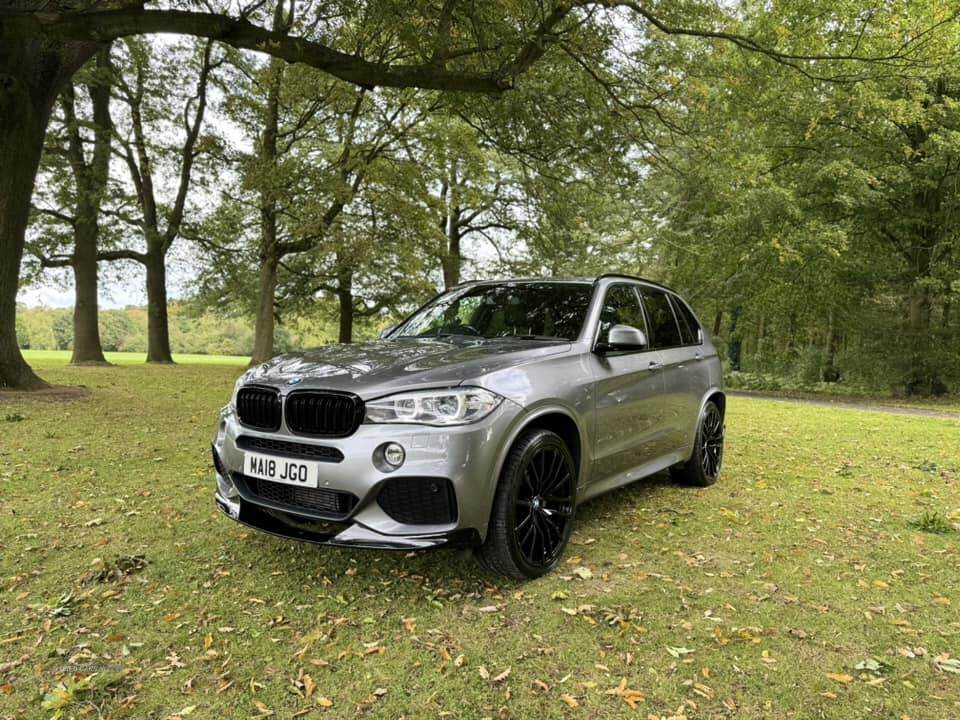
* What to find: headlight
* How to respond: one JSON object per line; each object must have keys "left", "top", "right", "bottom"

{"left": 365, "top": 387, "right": 503, "bottom": 426}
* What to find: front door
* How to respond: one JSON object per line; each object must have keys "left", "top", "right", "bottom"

{"left": 589, "top": 284, "right": 670, "bottom": 486}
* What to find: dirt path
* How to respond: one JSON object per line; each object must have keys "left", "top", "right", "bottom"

{"left": 729, "top": 390, "right": 960, "bottom": 419}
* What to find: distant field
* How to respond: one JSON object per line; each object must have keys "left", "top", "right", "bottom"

{"left": 21, "top": 349, "right": 249, "bottom": 367}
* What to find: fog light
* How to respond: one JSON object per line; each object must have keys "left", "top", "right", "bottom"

{"left": 383, "top": 442, "right": 405, "bottom": 468}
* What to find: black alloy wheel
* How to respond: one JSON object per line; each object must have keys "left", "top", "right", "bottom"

{"left": 479, "top": 428, "right": 577, "bottom": 579}
{"left": 671, "top": 399, "right": 724, "bottom": 487}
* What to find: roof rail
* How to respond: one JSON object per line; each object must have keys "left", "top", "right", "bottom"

{"left": 593, "top": 273, "right": 677, "bottom": 294}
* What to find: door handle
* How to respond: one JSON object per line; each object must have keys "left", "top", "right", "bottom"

{"left": 647, "top": 360, "right": 663, "bottom": 371}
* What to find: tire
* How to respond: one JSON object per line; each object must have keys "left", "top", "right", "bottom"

{"left": 477, "top": 429, "right": 577, "bottom": 580}
{"left": 671, "top": 399, "right": 724, "bottom": 487}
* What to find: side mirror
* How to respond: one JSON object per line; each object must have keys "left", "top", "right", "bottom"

{"left": 599, "top": 324, "right": 648, "bottom": 352}
{"left": 379, "top": 324, "right": 397, "bottom": 339}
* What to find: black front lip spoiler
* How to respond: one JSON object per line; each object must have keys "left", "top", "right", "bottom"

{"left": 216, "top": 496, "right": 480, "bottom": 551}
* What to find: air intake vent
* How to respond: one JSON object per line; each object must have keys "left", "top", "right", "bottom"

{"left": 242, "top": 475, "right": 357, "bottom": 518}
{"left": 285, "top": 390, "right": 364, "bottom": 437}
{"left": 236, "top": 435, "right": 344, "bottom": 463}
{"left": 236, "top": 386, "right": 281, "bottom": 431}
{"left": 377, "top": 477, "right": 457, "bottom": 525}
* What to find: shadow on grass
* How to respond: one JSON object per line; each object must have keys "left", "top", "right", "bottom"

{"left": 227, "top": 469, "right": 684, "bottom": 595}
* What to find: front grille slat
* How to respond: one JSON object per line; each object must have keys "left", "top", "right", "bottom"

{"left": 236, "top": 435, "right": 344, "bottom": 463}
{"left": 285, "top": 390, "right": 364, "bottom": 437}
{"left": 237, "top": 473, "right": 357, "bottom": 518}
{"left": 236, "top": 386, "right": 281, "bottom": 431}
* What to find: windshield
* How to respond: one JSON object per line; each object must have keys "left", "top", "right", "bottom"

{"left": 394, "top": 282, "right": 593, "bottom": 341}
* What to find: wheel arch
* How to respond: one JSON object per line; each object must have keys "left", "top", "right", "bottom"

{"left": 705, "top": 388, "right": 726, "bottom": 418}
{"left": 479, "top": 405, "right": 586, "bottom": 543}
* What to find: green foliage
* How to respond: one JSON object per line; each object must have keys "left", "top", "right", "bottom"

{"left": 643, "top": 1, "right": 960, "bottom": 396}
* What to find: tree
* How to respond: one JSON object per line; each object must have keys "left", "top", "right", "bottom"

{"left": 96, "top": 37, "right": 219, "bottom": 363}
{"left": 29, "top": 47, "right": 115, "bottom": 365}
{"left": 202, "top": 43, "right": 435, "bottom": 359}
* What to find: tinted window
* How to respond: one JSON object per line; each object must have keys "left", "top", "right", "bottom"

{"left": 597, "top": 284, "right": 646, "bottom": 344}
{"left": 395, "top": 283, "right": 592, "bottom": 340}
{"left": 639, "top": 288, "right": 683, "bottom": 348}
{"left": 670, "top": 295, "right": 702, "bottom": 345}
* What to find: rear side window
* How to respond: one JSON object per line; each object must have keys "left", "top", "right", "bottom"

{"left": 639, "top": 288, "right": 683, "bottom": 348}
{"left": 670, "top": 295, "right": 702, "bottom": 345}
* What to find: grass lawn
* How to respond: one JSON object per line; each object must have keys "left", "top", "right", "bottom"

{"left": 20, "top": 350, "right": 250, "bottom": 367}
{"left": 1, "top": 361, "right": 959, "bottom": 720}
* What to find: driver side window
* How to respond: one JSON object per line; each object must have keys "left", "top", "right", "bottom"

{"left": 598, "top": 284, "right": 646, "bottom": 344}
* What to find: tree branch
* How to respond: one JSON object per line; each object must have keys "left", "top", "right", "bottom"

{"left": 16, "top": 8, "right": 512, "bottom": 92}
{"left": 97, "top": 248, "right": 147, "bottom": 263}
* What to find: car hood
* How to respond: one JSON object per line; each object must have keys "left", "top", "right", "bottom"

{"left": 242, "top": 336, "right": 572, "bottom": 399}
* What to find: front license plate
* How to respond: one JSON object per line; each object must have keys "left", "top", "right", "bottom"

{"left": 244, "top": 452, "right": 320, "bottom": 488}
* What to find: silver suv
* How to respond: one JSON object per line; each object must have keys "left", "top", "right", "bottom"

{"left": 212, "top": 275, "right": 724, "bottom": 579}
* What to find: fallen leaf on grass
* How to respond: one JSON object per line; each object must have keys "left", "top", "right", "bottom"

{"left": 559, "top": 693, "right": 579, "bottom": 708}
{"left": 317, "top": 697, "right": 333, "bottom": 708}
{"left": 605, "top": 677, "right": 644, "bottom": 708}
{"left": 252, "top": 699, "right": 273, "bottom": 717}
{"left": 492, "top": 667, "right": 511, "bottom": 684}
{"left": 572, "top": 567, "right": 593, "bottom": 580}
{"left": 666, "top": 646, "right": 695, "bottom": 659}
{"left": 826, "top": 672, "right": 853, "bottom": 684}
{"left": 935, "top": 656, "right": 960, "bottom": 674}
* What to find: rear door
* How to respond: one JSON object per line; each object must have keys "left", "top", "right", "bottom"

{"left": 636, "top": 287, "right": 702, "bottom": 457}
{"left": 669, "top": 294, "right": 712, "bottom": 449}
{"left": 589, "top": 283, "right": 669, "bottom": 484}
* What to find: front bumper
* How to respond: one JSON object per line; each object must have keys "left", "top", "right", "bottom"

{"left": 212, "top": 400, "right": 520, "bottom": 549}
{"left": 214, "top": 493, "right": 480, "bottom": 549}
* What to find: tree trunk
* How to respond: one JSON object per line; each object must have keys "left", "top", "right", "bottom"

{"left": 145, "top": 248, "right": 173, "bottom": 363}
{"left": 251, "top": 254, "right": 278, "bottom": 364}
{"left": 337, "top": 266, "right": 353, "bottom": 344}
{"left": 712, "top": 310, "right": 723, "bottom": 338}
{"left": 727, "top": 307, "right": 742, "bottom": 372}
{"left": 822, "top": 306, "right": 840, "bottom": 382}
{"left": 755, "top": 313, "right": 766, "bottom": 368}
{"left": 70, "top": 218, "right": 107, "bottom": 364}
{"left": 250, "top": 37, "right": 284, "bottom": 366}
{"left": 67, "top": 47, "right": 112, "bottom": 365}
{"left": 0, "top": 99, "right": 49, "bottom": 389}
{"left": 442, "top": 225, "right": 462, "bottom": 290}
